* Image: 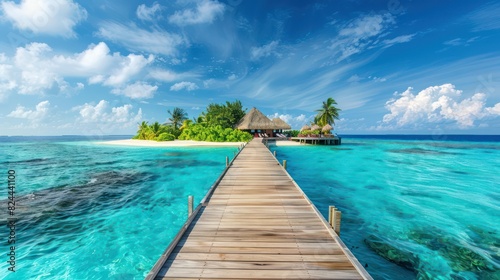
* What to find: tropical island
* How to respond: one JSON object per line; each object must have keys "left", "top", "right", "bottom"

{"left": 100, "top": 98, "right": 341, "bottom": 147}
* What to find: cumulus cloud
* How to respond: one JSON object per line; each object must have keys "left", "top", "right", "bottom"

{"left": 103, "top": 54, "right": 154, "bottom": 86}
{"left": 0, "top": 42, "right": 154, "bottom": 96}
{"left": 137, "top": 2, "right": 163, "bottom": 21}
{"left": 251, "top": 41, "right": 279, "bottom": 60}
{"left": 97, "top": 22, "right": 184, "bottom": 56}
{"left": 74, "top": 100, "right": 142, "bottom": 124}
{"left": 111, "top": 82, "right": 158, "bottom": 99}
{"left": 0, "top": 0, "right": 87, "bottom": 37}
{"left": 169, "top": 0, "right": 225, "bottom": 26}
{"left": 8, "top": 100, "right": 50, "bottom": 119}
{"left": 170, "top": 81, "right": 199, "bottom": 91}
{"left": 382, "top": 84, "right": 500, "bottom": 129}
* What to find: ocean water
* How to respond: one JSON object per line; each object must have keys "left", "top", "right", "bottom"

{"left": 272, "top": 136, "right": 500, "bottom": 280}
{"left": 0, "top": 136, "right": 237, "bottom": 279}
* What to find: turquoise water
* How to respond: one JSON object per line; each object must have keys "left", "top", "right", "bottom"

{"left": 0, "top": 138, "right": 237, "bottom": 279}
{"left": 272, "top": 138, "right": 500, "bottom": 280}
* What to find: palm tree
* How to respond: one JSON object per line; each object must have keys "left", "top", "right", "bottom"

{"left": 179, "top": 119, "right": 193, "bottom": 130}
{"left": 149, "top": 122, "right": 164, "bottom": 138}
{"left": 167, "top": 107, "right": 188, "bottom": 130}
{"left": 315, "top": 97, "right": 341, "bottom": 127}
{"left": 137, "top": 121, "right": 150, "bottom": 139}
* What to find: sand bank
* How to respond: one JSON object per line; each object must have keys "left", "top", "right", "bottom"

{"left": 98, "top": 139, "right": 306, "bottom": 148}
{"left": 98, "top": 139, "right": 245, "bottom": 147}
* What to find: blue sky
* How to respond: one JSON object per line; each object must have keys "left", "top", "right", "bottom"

{"left": 0, "top": 0, "right": 499, "bottom": 136}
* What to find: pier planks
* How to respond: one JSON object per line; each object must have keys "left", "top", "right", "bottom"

{"left": 149, "top": 138, "right": 371, "bottom": 280}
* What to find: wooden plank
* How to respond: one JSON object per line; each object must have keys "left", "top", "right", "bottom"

{"left": 150, "top": 138, "right": 371, "bottom": 280}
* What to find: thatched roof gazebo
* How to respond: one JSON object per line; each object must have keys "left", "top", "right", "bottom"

{"left": 272, "top": 118, "right": 291, "bottom": 130}
{"left": 235, "top": 108, "right": 291, "bottom": 138}
{"left": 300, "top": 125, "right": 310, "bottom": 131}
{"left": 310, "top": 124, "right": 320, "bottom": 131}
{"left": 322, "top": 124, "right": 333, "bottom": 133}
{"left": 235, "top": 108, "right": 277, "bottom": 130}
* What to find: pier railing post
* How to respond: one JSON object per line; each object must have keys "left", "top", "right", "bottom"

{"left": 226, "top": 156, "right": 229, "bottom": 167}
{"left": 329, "top": 206, "right": 342, "bottom": 235}
{"left": 273, "top": 151, "right": 276, "bottom": 157}
{"left": 283, "top": 160, "right": 287, "bottom": 170}
{"left": 188, "top": 195, "right": 193, "bottom": 217}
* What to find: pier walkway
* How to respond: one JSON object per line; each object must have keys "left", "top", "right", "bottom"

{"left": 147, "top": 138, "right": 371, "bottom": 279}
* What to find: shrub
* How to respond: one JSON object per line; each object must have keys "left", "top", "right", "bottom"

{"left": 179, "top": 124, "right": 252, "bottom": 142}
{"left": 155, "top": 133, "right": 176, "bottom": 141}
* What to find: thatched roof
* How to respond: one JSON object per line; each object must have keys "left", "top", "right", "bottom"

{"left": 272, "top": 118, "right": 291, "bottom": 130}
{"left": 235, "top": 107, "right": 281, "bottom": 130}
{"left": 310, "top": 124, "right": 320, "bottom": 131}
{"left": 322, "top": 124, "right": 333, "bottom": 132}
{"left": 300, "top": 125, "right": 310, "bottom": 131}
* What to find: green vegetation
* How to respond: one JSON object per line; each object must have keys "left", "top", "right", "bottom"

{"left": 289, "top": 130, "right": 301, "bottom": 137}
{"left": 199, "top": 100, "right": 246, "bottom": 128}
{"left": 298, "top": 129, "right": 321, "bottom": 137}
{"left": 133, "top": 100, "right": 252, "bottom": 142}
{"left": 315, "top": 97, "right": 341, "bottom": 126}
{"left": 179, "top": 124, "right": 253, "bottom": 142}
{"left": 167, "top": 107, "right": 188, "bottom": 130}
{"left": 133, "top": 121, "right": 176, "bottom": 141}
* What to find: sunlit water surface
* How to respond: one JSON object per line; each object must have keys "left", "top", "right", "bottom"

{"left": 0, "top": 136, "right": 237, "bottom": 279}
{"left": 272, "top": 136, "right": 499, "bottom": 280}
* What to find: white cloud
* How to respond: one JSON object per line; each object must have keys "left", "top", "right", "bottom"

{"left": 137, "top": 2, "right": 162, "bottom": 21}
{"left": 369, "top": 76, "right": 387, "bottom": 82}
{"left": 170, "top": 81, "right": 199, "bottom": 91}
{"left": 382, "top": 84, "right": 500, "bottom": 129}
{"left": 169, "top": 0, "right": 225, "bottom": 26}
{"left": 104, "top": 54, "right": 154, "bottom": 86}
{"left": 0, "top": 42, "right": 155, "bottom": 97}
{"left": 251, "top": 41, "right": 279, "bottom": 60}
{"left": 383, "top": 34, "right": 414, "bottom": 47}
{"left": 267, "top": 113, "right": 314, "bottom": 129}
{"left": 8, "top": 100, "right": 50, "bottom": 119}
{"left": 486, "top": 103, "right": 500, "bottom": 115}
{"left": 443, "top": 37, "right": 479, "bottom": 47}
{"left": 0, "top": 0, "right": 87, "bottom": 37}
{"left": 228, "top": 74, "right": 237, "bottom": 80}
{"left": 97, "top": 22, "right": 184, "bottom": 56}
{"left": 347, "top": 74, "right": 362, "bottom": 83}
{"left": 331, "top": 13, "right": 396, "bottom": 61}
{"left": 466, "top": 2, "right": 500, "bottom": 32}
{"left": 74, "top": 100, "right": 142, "bottom": 124}
{"left": 111, "top": 82, "right": 158, "bottom": 99}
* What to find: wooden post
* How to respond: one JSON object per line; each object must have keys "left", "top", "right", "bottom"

{"left": 226, "top": 156, "right": 229, "bottom": 167}
{"left": 334, "top": 211, "right": 342, "bottom": 235}
{"left": 328, "top": 206, "right": 342, "bottom": 235}
{"left": 188, "top": 195, "right": 193, "bottom": 217}
{"left": 273, "top": 151, "right": 276, "bottom": 157}
{"left": 283, "top": 160, "right": 287, "bottom": 170}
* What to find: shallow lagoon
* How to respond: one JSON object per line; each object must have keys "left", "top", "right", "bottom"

{"left": 0, "top": 137, "right": 237, "bottom": 279}
{"left": 272, "top": 137, "right": 499, "bottom": 279}
{"left": 1, "top": 136, "right": 498, "bottom": 279}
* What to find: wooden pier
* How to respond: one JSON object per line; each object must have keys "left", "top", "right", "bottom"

{"left": 146, "top": 138, "right": 370, "bottom": 279}
{"left": 290, "top": 136, "right": 341, "bottom": 145}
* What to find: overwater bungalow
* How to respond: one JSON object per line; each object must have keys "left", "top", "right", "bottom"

{"left": 235, "top": 107, "right": 291, "bottom": 138}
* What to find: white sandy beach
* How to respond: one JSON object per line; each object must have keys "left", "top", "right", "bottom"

{"left": 98, "top": 139, "right": 246, "bottom": 147}
{"left": 98, "top": 139, "right": 305, "bottom": 147}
